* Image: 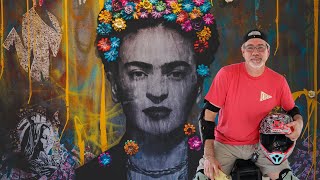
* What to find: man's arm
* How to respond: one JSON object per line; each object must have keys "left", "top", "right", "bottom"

{"left": 199, "top": 102, "right": 222, "bottom": 178}
{"left": 203, "top": 109, "right": 217, "bottom": 159}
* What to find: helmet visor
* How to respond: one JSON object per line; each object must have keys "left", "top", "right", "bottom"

{"left": 260, "top": 134, "right": 294, "bottom": 153}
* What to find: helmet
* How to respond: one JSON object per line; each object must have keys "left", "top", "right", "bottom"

{"left": 259, "top": 113, "right": 295, "bottom": 165}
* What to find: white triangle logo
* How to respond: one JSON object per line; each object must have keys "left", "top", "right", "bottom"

{"left": 260, "top": 91, "right": 272, "bottom": 101}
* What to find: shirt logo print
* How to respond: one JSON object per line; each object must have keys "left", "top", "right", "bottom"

{"left": 260, "top": 91, "right": 272, "bottom": 101}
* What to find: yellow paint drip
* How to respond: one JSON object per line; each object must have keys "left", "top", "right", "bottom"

{"left": 293, "top": 90, "right": 316, "bottom": 137}
{"left": 274, "top": 0, "right": 279, "bottom": 56}
{"left": 312, "top": 1, "right": 318, "bottom": 179}
{"left": 60, "top": 0, "right": 70, "bottom": 140}
{"left": 74, "top": 116, "right": 85, "bottom": 165}
{"left": 26, "top": 0, "right": 32, "bottom": 104}
{"left": 100, "top": 64, "right": 107, "bottom": 151}
{"left": 0, "top": 0, "right": 3, "bottom": 79}
{"left": 99, "top": 0, "right": 105, "bottom": 10}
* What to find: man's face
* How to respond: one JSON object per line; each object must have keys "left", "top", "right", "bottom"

{"left": 242, "top": 38, "right": 270, "bottom": 69}
{"left": 116, "top": 25, "right": 199, "bottom": 136}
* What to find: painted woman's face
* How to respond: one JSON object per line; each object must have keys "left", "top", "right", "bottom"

{"left": 40, "top": 126, "right": 54, "bottom": 154}
{"left": 116, "top": 25, "right": 199, "bottom": 136}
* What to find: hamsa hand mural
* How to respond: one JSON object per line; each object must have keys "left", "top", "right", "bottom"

{"left": 3, "top": 7, "right": 62, "bottom": 82}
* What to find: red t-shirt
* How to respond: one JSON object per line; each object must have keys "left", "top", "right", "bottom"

{"left": 205, "top": 62, "right": 295, "bottom": 145}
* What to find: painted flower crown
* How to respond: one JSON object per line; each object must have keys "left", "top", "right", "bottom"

{"left": 97, "top": 0, "right": 216, "bottom": 77}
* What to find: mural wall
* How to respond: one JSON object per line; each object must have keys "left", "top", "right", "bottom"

{"left": 0, "top": 0, "right": 319, "bottom": 179}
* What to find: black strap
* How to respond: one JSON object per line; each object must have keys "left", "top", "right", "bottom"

{"left": 204, "top": 100, "right": 220, "bottom": 112}
{"left": 286, "top": 106, "right": 301, "bottom": 118}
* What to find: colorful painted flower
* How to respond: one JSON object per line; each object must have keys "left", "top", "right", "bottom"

{"left": 199, "top": 1, "right": 211, "bottom": 13}
{"left": 155, "top": 1, "right": 166, "bottom": 12}
{"left": 165, "top": 0, "right": 177, "bottom": 5}
{"left": 99, "top": 10, "right": 113, "bottom": 23}
{"left": 110, "top": 37, "right": 121, "bottom": 48}
{"left": 164, "top": 13, "right": 177, "bottom": 21}
{"left": 181, "top": 20, "right": 192, "bottom": 32}
{"left": 188, "top": 136, "right": 202, "bottom": 151}
{"left": 152, "top": 10, "right": 163, "bottom": 18}
{"left": 139, "top": 11, "right": 149, "bottom": 18}
{"left": 98, "top": 152, "right": 112, "bottom": 167}
{"left": 164, "top": 8, "right": 172, "bottom": 15}
{"left": 113, "top": 1, "right": 123, "bottom": 12}
{"left": 176, "top": 11, "right": 189, "bottom": 24}
{"left": 104, "top": 48, "right": 119, "bottom": 62}
{"left": 189, "top": 8, "right": 202, "bottom": 19}
{"left": 191, "top": 18, "right": 204, "bottom": 31}
{"left": 122, "top": 11, "right": 133, "bottom": 20}
{"left": 97, "top": 38, "right": 111, "bottom": 52}
{"left": 136, "top": 2, "right": 152, "bottom": 18}
{"left": 193, "top": 0, "right": 204, "bottom": 6}
{"left": 122, "top": 2, "right": 136, "bottom": 20}
{"left": 119, "top": 0, "right": 128, "bottom": 6}
{"left": 112, "top": 18, "right": 127, "bottom": 31}
{"left": 196, "top": 64, "right": 210, "bottom": 76}
{"left": 104, "top": 2, "right": 113, "bottom": 11}
{"left": 97, "top": 23, "right": 112, "bottom": 35}
{"left": 124, "top": 2, "right": 135, "bottom": 13}
{"left": 184, "top": 123, "right": 196, "bottom": 136}
{"left": 170, "top": 2, "right": 182, "bottom": 14}
{"left": 194, "top": 40, "right": 209, "bottom": 53}
{"left": 149, "top": 0, "right": 158, "bottom": 4}
{"left": 140, "top": 0, "right": 153, "bottom": 12}
{"left": 197, "top": 26, "right": 211, "bottom": 41}
{"left": 113, "top": 12, "right": 122, "bottom": 18}
{"left": 84, "top": 152, "right": 95, "bottom": 162}
{"left": 124, "top": 140, "right": 139, "bottom": 155}
{"left": 104, "top": 0, "right": 112, "bottom": 4}
{"left": 182, "top": 1, "right": 194, "bottom": 12}
{"left": 203, "top": 13, "right": 214, "bottom": 25}
{"left": 133, "top": 12, "right": 139, "bottom": 19}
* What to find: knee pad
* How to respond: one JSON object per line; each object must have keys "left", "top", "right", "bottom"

{"left": 276, "top": 169, "right": 299, "bottom": 180}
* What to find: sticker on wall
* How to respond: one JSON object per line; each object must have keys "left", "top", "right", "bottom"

{"left": 124, "top": 140, "right": 139, "bottom": 156}
{"left": 3, "top": 7, "right": 62, "bottom": 82}
{"left": 98, "top": 152, "right": 112, "bottom": 167}
{"left": 184, "top": 123, "right": 196, "bottom": 136}
{"left": 188, "top": 136, "right": 202, "bottom": 151}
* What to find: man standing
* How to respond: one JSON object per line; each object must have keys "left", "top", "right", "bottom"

{"left": 195, "top": 29, "right": 303, "bottom": 180}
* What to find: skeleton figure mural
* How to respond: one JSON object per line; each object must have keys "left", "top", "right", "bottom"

{"left": 3, "top": 5, "right": 62, "bottom": 82}
{"left": 17, "top": 110, "right": 57, "bottom": 177}
{"left": 0, "top": 108, "right": 77, "bottom": 180}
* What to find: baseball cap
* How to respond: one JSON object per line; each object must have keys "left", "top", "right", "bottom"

{"left": 243, "top": 29, "right": 268, "bottom": 44}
